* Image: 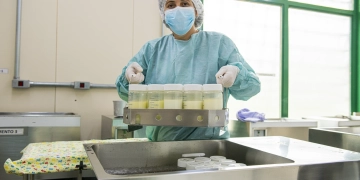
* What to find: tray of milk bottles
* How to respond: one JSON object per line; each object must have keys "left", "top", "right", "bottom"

{"left": 123, "top": 84, "right": 228, "bottom": 127}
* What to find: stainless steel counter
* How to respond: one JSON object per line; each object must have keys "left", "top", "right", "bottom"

{"left": 85, "top": 136, "right": 360, "bottom": 180}
{"left": 303, "top": 116, "right": 360, "bottom": 127}
{"left": 309, "top": 127, "right": 360, "bottom": 152}
{"left": 228, "top": 119, "right": 317, "bottom": 141}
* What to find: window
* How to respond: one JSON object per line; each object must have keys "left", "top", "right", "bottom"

{"left": 290, "top": 0, "right": 353, "bottom": 10}
{"left": 204, "top": 0, "right": 282, "bottom": 119}
{"left": 288, "top": 9, "right": 351, "bottom": 117}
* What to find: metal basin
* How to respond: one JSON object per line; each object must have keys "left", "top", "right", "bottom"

{"left": 310, "top": 127, "right": 360, "bottom": 152}
{"left": 85, "top": 137, "right": 360, "bottom": 180}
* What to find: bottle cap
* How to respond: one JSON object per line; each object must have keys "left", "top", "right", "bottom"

{"left": 164, "top": 84, "right": 183, "bottom": 91}
{"left": 129, "top": 84, "right": 147, "bottom": 91}
{"left": 183, "top": 84, "right": 202, "bottom": 91}
{"left": 194, "top": 157, "right": 211, "bottom": 162}
{"left": 182, "top": 153, "right": 205, "bottom": 158}
{"left": 147, "top": 84, "right": 164, "bottom": 91}
{"left": 210, "top": 156, "right": 226, "bottom": 161}
{"left": 227, "top": 163, "right": 247, "bottom": 167}
{"left": 220, "top": 159, "right": 236, "bottom": 165}
{"left": 194, "top": 164, "right": 215, "bottom": 170}
{"left": 207, "top": 161, "right": 221, "bottom": 166}
{"left": 186, "top": 162, "right": 204, "bottom": 170}
{"left": 178, "top": 158, "right": 195, "bottom": 168}
{"left": 202, "top": 84, "right": 223, "bottom": 92}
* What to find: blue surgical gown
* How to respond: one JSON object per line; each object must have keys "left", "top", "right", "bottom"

{"left": 115, "top": 31, "right": 260, "bottom": 141}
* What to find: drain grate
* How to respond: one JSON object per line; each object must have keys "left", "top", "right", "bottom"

{"left": 105, "top": 166, "right": 186, "bottom": 175}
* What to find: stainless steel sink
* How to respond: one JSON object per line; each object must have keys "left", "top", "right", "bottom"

{"left": 309, "top": 127, "right": 360, "bottom": 152}
{"left": 84, "top": 137, "right": 360, "bottom": 180}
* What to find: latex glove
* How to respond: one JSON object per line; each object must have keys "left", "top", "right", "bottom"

{"left": 125, "top": 62, "right": 145, "bottom": 84}
{"left": 236, "top": 108, "right": 265, "bottom": 123}
{"left": 215, "top": 65, "right": 240, "bottom": 88}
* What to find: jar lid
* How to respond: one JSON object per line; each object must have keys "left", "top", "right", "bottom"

{"left": 194, "top": 157, "right": 211, "bottom": 162}
{"left": 186, "top": 161, "right": 205, "bottom": 170}
{"left": 164, "top": 84, "right": 183, "bottom": 91}
{"left": 147, "top": 84, "right": 164, "bottom": 91}
{"left": 210, "top": 156, "right": 226, "bottom": 161}
{"left": 183, "top": 84, "right": 202, "bottom": 91}
{"left": 202, "top": 84, "right": 223, "bottom": 92}
{"left": 178, "top": 158, "right": 195, "bottom": 168}
{"left": 129, "top": 84, "right": 147, "bottom": 91}
{"left": 219, "top": 159, "right": 236, "bottom": 165}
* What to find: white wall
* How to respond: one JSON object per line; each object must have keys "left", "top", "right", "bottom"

{"left": 0, "top": 0, "right": 162, "bottom": 140}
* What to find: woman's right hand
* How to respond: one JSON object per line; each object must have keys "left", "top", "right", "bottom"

{"left": 215, "top": 65, "right": 239, "bottom": 88}
{"left": 125, "top": 62, "right": 144, "bottom": 84}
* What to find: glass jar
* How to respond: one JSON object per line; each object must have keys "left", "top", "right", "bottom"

{"left": 128, "top": 84, "right": 147, "bottom": 109}
{"left": 164, "top": 84, "right": 183, "bottom": 109}
{"left": 202, "top": 84, "right": 223, "bottom": 110}
{"left": 147, "top": 84, "right": 164, "bottom": 109}
{"left": 183, "top": 84, "right": 203, "bottom": 109}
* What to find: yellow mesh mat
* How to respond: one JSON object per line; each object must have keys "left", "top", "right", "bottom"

{"left": 4, "top": 139, "right": 148, "bottom": 176}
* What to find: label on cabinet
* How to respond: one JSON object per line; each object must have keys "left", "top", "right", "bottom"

{"left": 0, "top": 128, "right": 24, "bottom": 135}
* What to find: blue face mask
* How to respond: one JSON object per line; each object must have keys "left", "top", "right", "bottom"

{"left": 165, "top": 7, "right": 195, "bottom": 36}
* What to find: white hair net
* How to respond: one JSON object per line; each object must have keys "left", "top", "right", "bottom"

{"left": 158, "top": 0, "right": 204, "bottom": 28}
